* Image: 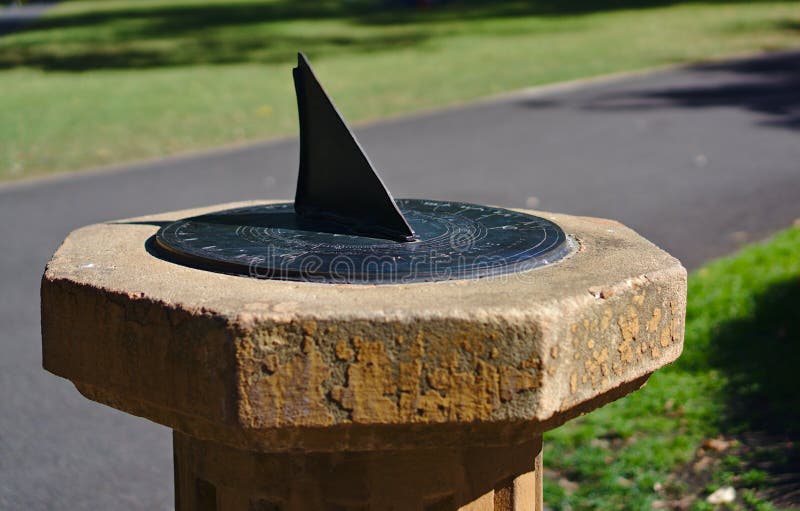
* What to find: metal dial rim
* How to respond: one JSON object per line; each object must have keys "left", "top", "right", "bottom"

{"left": 154, "top": 199, "right": 572, "bottom": 284}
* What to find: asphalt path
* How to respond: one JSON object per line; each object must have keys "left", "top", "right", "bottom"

{"left": 1, "top": 50, "right": 799, "bottom": 510}
{"left": 0, "top": 1, "right": 58, "bottom": 37}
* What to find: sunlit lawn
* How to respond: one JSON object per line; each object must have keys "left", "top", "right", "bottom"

{"left": 1, "top": 0, "right": 799, "bottom": 180}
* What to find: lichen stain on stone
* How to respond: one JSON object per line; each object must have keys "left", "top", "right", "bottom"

{"left": 329, "top": 335, "right": 540, "bottom": 423}
{"left": 330, "top": 339, "right": 399, "bottom": 422}
{"left": 564, "top": 277, "right": 684, "bottom": 399}
{"left": 670, "top": 299, "right": 682, "bottom": 345}
{"left": 656, "top": 299, "right": 682, "bottom": 349}
{"left": 335, "top": 340, "right": 354, "bottom": 361}
{"left": 302, "top": 321, "right": 318, "bottom": 336}
{"left": 239, "top": 320, "right": 542, "bottom": 427}
{"left": 650, "top": 343, "right": 661, "bottom": 359}
{"left": 659, "top": 325, "right": 672, "bottom": 348}
{"left": 617, "top": 305, "right": 639, "bottom": 364}
{"left": 583, "top": 347, "right": 610, "bottom": 388}
{"left": 647, "top": 308, "right": 662, "bottom": 333}
{"left": 600, "top": 309, "right": 613, "bottom": 332}
{"left": 499, "top": 362, "right": 539, "bottom": 402}
{"left": 247, "top": 336, "right": 335, "bottom": 427}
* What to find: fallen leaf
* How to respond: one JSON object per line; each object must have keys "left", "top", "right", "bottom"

{"left": 702, "top": 438, "right": 731, "bottom": 453}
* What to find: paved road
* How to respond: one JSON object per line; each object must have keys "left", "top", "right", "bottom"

{"left": 1, "top": 50, "right": 799, "bottom": 510}
{"left": 0, "top": 1, "right": 58, "bottom": 37}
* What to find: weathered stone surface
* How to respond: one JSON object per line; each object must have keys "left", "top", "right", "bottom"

{"left": 41, "top": 201, "right": 686, "bottom": 452}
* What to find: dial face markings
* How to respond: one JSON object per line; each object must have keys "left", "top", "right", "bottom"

{"left": 155, "top": 199, "right": 572, "bottom": 284}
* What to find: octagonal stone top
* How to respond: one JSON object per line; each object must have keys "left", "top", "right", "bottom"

{"left": 42, "top": 201, "right": 686, "bottom": 452}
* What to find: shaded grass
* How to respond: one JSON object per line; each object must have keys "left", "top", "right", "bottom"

{"left": 543, "top": 226, "right": 800, "bottom": 510}
{"left": 1, "top": 0, "right": 799, "bottom": 179}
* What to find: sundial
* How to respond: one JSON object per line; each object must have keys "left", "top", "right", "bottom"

{"left": 43, "top": 50, "right": 688, "bottom": 511}
{"left": 155, "top": 53, "right": 571, "bottom": 284}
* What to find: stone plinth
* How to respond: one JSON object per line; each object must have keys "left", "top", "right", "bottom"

{"left": 41, "top": 201, "right": 686, "bottom": 511}
{"left": 174, "top": 433, "right": 543, "bottom": 511}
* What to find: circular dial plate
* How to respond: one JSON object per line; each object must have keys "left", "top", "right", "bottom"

{"left": 155, "top": 199, "right": 572, "bottom": 284}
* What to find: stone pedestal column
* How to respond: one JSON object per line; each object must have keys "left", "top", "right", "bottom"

{"left": 41, "top": 201, "right": 686, "bottom": 511}
{"left": 174, "top": 432, "right": 542, "bottom": 511}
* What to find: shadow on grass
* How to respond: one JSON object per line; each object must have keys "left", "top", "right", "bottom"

{"left": 704, "top": 277, "right": 800, "bottom": 503}
{"left": 0, "top": 31, "right": 434, "bottom": 70}
{"left": 0, "top": 0, "right": 434, "bottom": 70}
{"left": 708, "top": 277, "right": 800, "bottom": 435}
{"left": 0, "top": 0, "right": 791, "bottom": 71}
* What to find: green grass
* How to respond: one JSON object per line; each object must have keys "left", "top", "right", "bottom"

{"left": 543, "top": 226, "right": 800, "bottom": 510}
{"left": 1, "top": 0, "right": 799, "bottom": 180}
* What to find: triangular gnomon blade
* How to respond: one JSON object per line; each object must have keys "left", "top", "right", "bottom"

{"left": 293, "top": 53, "right": 416, "bottom": 242}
